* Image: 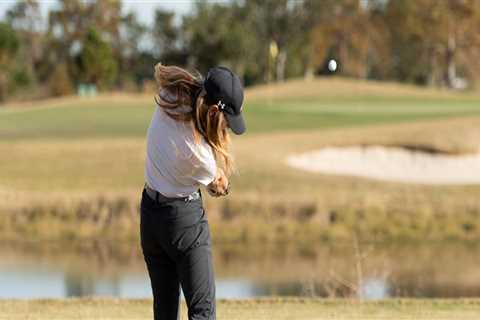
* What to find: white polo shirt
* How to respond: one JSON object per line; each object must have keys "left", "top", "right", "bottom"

{"left": 144, "top": 91, "right": 217, "bottom": 197}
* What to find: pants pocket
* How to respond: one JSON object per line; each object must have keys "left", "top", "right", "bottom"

{"left": 171, "top": 208, "right": 211, "bottom": 254}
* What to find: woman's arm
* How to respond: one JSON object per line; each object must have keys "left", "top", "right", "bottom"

{"left": 206, "top": 168, "right": 230, "bottom": 197}
{"left": 185, "top": 141, "right": 229, "bottom": 197}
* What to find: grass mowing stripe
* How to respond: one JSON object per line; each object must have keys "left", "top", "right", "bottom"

{"left": 2, "top": 98, "right": 480, "bottom": 140}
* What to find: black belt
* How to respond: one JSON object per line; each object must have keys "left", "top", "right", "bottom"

{"left": 144, "top": 183, "right": 201, "bottom": 203}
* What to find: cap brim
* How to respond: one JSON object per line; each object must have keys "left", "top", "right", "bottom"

{"left": 224, "top": 112, "right": 246, "bottom": 135}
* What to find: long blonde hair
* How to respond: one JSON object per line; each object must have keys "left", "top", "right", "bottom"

{"left": 154, "top": 63, "right": 236, "bottom": 177}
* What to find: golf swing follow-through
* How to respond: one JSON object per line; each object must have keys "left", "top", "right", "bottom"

{"left": 140, "top": 63, "right": 245, "bottom": 320}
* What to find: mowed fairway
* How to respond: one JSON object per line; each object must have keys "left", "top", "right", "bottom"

{"left": 2, "top": 78, "right": 480, "bottom": 141}
{"left": 1, "top": 298, "right": 480, "bottom": 320}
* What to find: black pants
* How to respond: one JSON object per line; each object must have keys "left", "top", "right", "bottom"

{"left": 140, "top": 188, "right": 216, "bottom": 320}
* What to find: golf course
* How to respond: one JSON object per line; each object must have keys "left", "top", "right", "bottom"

{"left": 3, "top": 0, "right": 480, "bottom": 317}
{"left": 3, "top": 77, "right": 480, "bottom": 318}
{"left": 2, "top": 77, "right": 480, "bottom": 243}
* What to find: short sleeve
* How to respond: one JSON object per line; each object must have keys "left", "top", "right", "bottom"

{"left": 187, "top": 141, "right": 217, "bottom": 186}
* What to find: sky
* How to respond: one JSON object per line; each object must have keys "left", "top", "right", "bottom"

{"left": 0, "top": 0, "right": 195, "bottom": 26}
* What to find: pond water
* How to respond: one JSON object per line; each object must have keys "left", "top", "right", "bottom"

{"left": 287, "top": 145, "right": 480, "bottom": 185}
{"left": 1, "top": 241, "right": 479, "bottom": 300}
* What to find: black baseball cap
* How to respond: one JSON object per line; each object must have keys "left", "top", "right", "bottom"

{"left": 203, "top": 66, "right": 246, "bottom": 135}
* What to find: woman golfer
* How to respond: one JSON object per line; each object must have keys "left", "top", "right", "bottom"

{"left": 140, "top": 63, "right": 246, "bottom": 320}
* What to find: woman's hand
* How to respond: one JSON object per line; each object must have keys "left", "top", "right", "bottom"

{"left": 206, "top": 168, "right": 230, "bottom": 197}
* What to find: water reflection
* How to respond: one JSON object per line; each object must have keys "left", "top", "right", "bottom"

{"left": 1, "top": 241, "right": 479, "bottom": 299}
{"left": 0, "top": 267, "right": 277, "bottom": 299}
{"left": 360, "top": 278, "right": 390, "bottom": 300}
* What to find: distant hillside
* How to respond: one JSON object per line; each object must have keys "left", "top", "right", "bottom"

{"left": 245, "top": 76, "right": 480, "bottom": 101}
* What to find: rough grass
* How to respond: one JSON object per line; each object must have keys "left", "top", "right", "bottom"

{"left": 2, "top": 117, "right": 480, "bottom": 243}
{"left": 1, "top": 298, "right": 480, "bottom": 320}
{"left": 2, "top": 78, "right": 480, "bottom": 242}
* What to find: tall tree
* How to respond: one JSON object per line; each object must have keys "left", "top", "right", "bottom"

{"left": 243, "top": 0, "right": 307, "bottom": 82}
{"left": 118, "top": 11, "right": 147, "bottom": 87}
{"left": 0, "top": 23, "right": 19, "bottom": 101}
{"left": 78, "top": 27, "right": 118, "bottom": 89}
{"left": 308, "top": 0, "right": 384, "bottom": 79}
{"left": 384, "top": 0, "right": 480, "bottom": 87}
{"left": 152, "top": 9, "right": 178, "bottom": 59}
{"left": 121, "top": 11, "right": 147, "bottom": 60}
{"left": 5, "top": 0, "right": 43, "bottom": 86}
{"left": 182, "top": 1, "right": 255, "bottom": 78}
{"left": 47, "top": 0, "right": 122, "bottom": 88}
{"left": 151, "top": 8, "right": 191, "bottom": 67}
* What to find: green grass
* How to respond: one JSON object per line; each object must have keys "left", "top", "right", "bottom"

{"left": 0, "top": 103, "right": 152, "bottom": 140}
{"left": 1, "top": 298, "right": 480, "bottom": 320}
{"left": 1, "top": 94, "right": 480, "bottom": 140}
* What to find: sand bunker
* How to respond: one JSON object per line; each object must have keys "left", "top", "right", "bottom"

{"left": 286, "top": 145, "right": 480, "bottom": 185}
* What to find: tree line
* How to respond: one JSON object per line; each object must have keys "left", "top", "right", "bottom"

{"left": 1, "top": 0, "right": 480, "bottom": 102}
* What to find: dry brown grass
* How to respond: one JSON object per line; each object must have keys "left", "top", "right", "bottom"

{"left": 2, "top": 115, "right": 480, "bottom": 242}
{"left": 1, "top": 298, "right": 480, "bottom": 320}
